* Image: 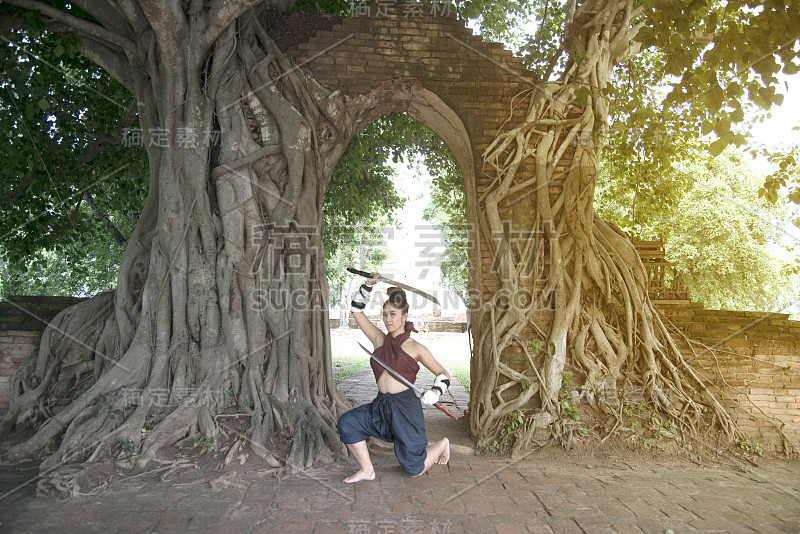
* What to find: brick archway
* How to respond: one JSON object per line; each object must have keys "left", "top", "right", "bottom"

{"left": 281, "top": 8, "right": 800, "bottom": 454}
{"left": 284, "top": 4, "right": 538, "bottom": 315}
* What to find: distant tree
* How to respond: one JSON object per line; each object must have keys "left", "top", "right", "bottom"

{"left": 323, "top": 115, "right": 406, "bottom": 314}
{"left": 326, "top": 228, "right": 390, "bottom": 328}
{"left": 596, "top": 149, "right": 792, "bottom": 312}
{"left": 422, "top": 153, "right": 468, "bottom": 303}
{"left": 666, "top": 151, "right": 788, "bottom": 311}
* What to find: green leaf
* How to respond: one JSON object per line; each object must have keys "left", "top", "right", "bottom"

{"left": 726, "top": 82, "right": 741, "bottom": 97}
{"left": 463, "top": 1, "right": 481, "bottom": 19}
{"left": 709, "top": 138, "right": 727, "bottom": 157}
{"left": 575, "top": 86, "right": 591, "bottom": 108}
{"left": 706, "top": 86, "right": 724, "bottom": 112}
{"left": 634, "top": 25, "right": 654, "bottom": 44}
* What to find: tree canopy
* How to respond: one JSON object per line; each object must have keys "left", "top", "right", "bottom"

{"left": 0, "top": 21, "right": 147, "bottom": 295}
{"left": 3, "top": 1, "right": 798, "bottom": 300}
{"left": 596, "top": 149, "right": 794, "bottom": 312}
{"left": 468, "top": 0, "right": 800, "bottom": 205}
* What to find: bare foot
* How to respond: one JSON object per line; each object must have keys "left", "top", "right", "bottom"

{"left": 344, "top": 469, "right": 376, "bottom": 483}
{"left": 435, "top": 437, "right": 450, "bottom": 465}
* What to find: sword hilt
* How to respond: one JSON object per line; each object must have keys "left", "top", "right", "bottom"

{"left": 433, "top": 401, "right": 459, "bottom": 420}
{"left": 346, "top": 267, "right": 373, "bottom": 279}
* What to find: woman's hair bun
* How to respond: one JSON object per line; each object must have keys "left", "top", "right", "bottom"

{"left": 384, "top": 287, "right": 409, "bottom": 313}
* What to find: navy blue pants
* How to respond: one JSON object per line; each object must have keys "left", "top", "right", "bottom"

{"left": 337, "top": 388, "right": 428, "bottom": 476}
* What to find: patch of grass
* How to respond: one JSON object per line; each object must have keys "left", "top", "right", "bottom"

{"left": 332, "top": 352, "right": 370, "bottom": 384}
{"left": 450, "top": 364, "right": 470, "bottom": 393}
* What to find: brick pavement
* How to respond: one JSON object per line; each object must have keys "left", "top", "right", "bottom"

{"left": 1, "top": 369, "right": 798, "bottom": 533}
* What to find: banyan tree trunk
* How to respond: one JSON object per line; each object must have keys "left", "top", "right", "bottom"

{"left": 468, "top": 0, "right": 739, "bottom": 455}
{"left": 0, "top": 2, "right": 383, "bottom": 492}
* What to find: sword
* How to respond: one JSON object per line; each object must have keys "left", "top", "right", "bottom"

{"left": 358, "top": 342, "right": 458, "bottom": 420}
{"left": 347, "top": 267, "right": 440, "bottom": 306}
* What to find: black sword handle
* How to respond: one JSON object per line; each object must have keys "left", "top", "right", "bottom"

{"left": 346, "top": 267, "right": 373, "bottom": 279}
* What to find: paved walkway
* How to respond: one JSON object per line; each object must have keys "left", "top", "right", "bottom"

{"left": 1, "top": 370, "right": 799, "bottom": 533}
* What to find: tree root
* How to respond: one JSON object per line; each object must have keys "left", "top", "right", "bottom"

{"left": 468, "top": 0, "right": 741, "bottom": 456}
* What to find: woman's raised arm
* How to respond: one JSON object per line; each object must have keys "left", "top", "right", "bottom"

{"left": 350, "top": 276, "right": 384, "bottom": 348}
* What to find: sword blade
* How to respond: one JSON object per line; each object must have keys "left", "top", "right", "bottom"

{"left": 346, "top": 267, "right": 441, "bottom": 306}
{"left": 358, "top": 342, "right": 422, "bottom": 394}
{"left": 377, "top": 276, "right": 441, "bottom": 306}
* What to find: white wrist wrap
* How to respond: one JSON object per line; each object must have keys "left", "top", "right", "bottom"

{"left": 432, "top": 373, "right": 450, "bottom": 396}
{"left": 350, "top": 283, "right": 373, "bottom": 313}
{"left": 421, "top": 389, "right": 440, "bottom": 405}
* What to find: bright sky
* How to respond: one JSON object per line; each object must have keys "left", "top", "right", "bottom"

{"left": 749, "top": 75, "right": 800, "bottom": 153}
{"left": 748, "top": 75, "right": 800, "bottom": 265}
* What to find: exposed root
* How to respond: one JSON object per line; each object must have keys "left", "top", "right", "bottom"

{"left": 468, "top": 0, "right": 741, "bottom": 454}
{"left": 35, "top": 463, "right": 112, "bottom": 499}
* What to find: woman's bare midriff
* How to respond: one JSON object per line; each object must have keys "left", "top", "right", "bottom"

{"left": 376, "top": 371, "right": 411, "bottom": 394}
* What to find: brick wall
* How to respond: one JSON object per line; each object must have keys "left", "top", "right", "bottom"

{"left": 657, "top": 302, "right": 800, "bottom": 456}
{"left": 330, "top": 315, "right": 468, "bottom": 332}
{"left": 2, "top": 297, "right": 794, "bottom": 453}
{"left": 0, "top": 296, "right": 86, "bottom": 411}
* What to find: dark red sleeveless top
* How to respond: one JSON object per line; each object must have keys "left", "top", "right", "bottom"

{"left": 370, "top": 321, "right": 420, "bottom": 385}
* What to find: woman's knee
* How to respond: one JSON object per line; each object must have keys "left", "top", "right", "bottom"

{"left": 336, "top": 412, "right": 352, "bottom": 435}
{"left": 337, "top": 408, "right": 364, "bottom": 437}
{"left": 402, "top": 462, "right": 425, "bottom": 477}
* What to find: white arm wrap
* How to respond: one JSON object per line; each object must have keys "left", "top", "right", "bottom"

{"left": 350, "top": 283, "right": 373, "bottom": 313}
{"left": 431, "top": 373, "right": 450, "bottom": 395}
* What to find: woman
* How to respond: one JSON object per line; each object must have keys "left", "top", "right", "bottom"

{"left": 337, "top": 276, "right": 451, "bottom": 483}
